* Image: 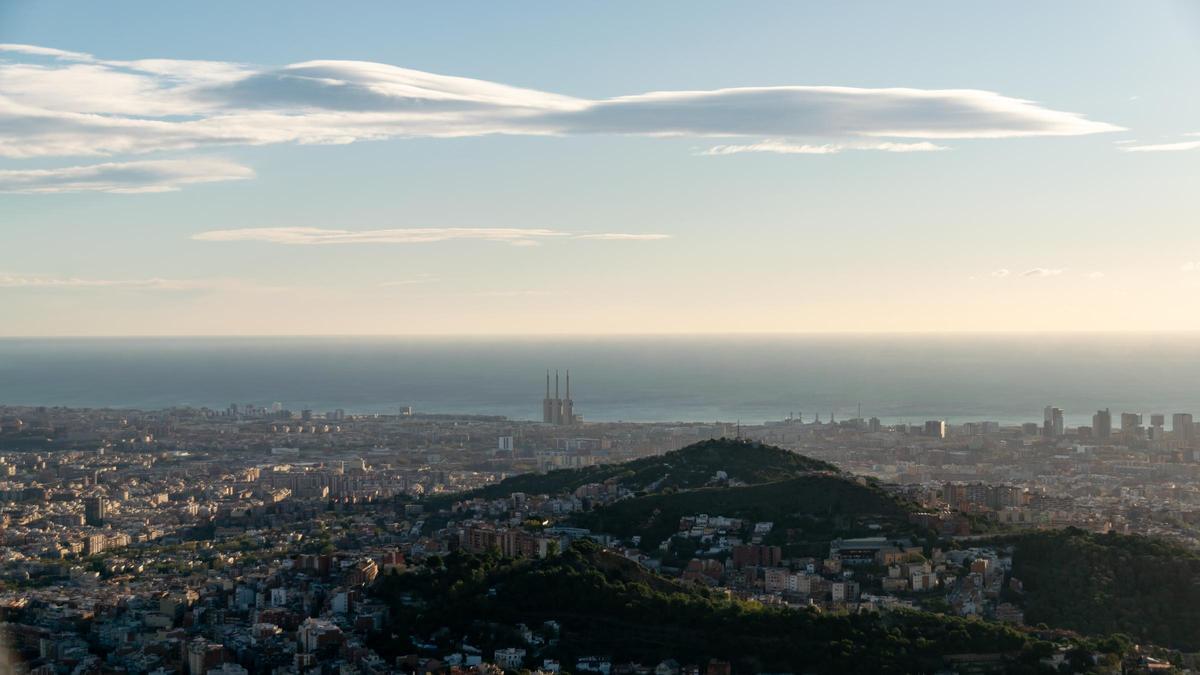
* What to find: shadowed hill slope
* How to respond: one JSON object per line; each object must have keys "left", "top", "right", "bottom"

{"left": 373, "top": 540, "right": 1069, "bottom": 673}
{"left": 1010, "top": 528, "right": 1200, "bottom": 651}
{"left": 572, "top": 474, "right": 918, "bottom": 550}
{"left": 429, "top": 438, "right": 838, "bottom": 506}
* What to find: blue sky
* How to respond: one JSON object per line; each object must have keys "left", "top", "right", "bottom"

{"left": 2, "top": 1, "right": 1199, "bottom": 335}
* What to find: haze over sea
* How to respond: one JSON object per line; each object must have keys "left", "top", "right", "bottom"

{"left": 2, "top": 335, "right": 1199, "bottom": 427}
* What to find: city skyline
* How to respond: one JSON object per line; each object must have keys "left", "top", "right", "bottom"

{"left": 3, "top": 2, "right": 1200, "bottom": 335}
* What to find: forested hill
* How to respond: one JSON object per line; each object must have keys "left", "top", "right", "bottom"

{"left": 373, "top": 539, "right": 1106, "bottom": 673}
{"left": 436, "top": 438, "right": 838, "bottom": 504}
{"left": 1010, "top": 528, "right": 1200, "bottom": 651}
{"left": 572, "top": 474, "right": 917, "bottom": 553}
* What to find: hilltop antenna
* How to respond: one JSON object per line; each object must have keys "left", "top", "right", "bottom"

{"left": 736, "top": 419, "right": 741, "bottom": 439}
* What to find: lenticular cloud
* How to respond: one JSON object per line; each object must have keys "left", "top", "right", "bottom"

{"left": 0, "top": 158, "right": 253, "bottom": 193}
{"left": 0, "top": 43, "right": 1122, "bottom": 161}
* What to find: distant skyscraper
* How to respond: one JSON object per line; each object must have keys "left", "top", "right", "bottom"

{"left": 1093, "top": 408, "right": 1112, "bottom": 439}
{"left": 1043, "top": 406, "right": 1064, "bottom": 437}
{"left": 924, "top": 420, "right": 946, "bottom": 439}
{"left": 1149, "top": 414, "right": 1165, "bottom": 441}
{"left": 1173, "top": 413, "right": 1195, "bottom": 443}
{"left": 84, "top": 496, "right": 107, "bottom": 527}
{"left": 1120, "top": 412, "right": 1142, "bottom": 436}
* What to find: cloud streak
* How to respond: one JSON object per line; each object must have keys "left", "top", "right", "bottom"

{"left": 0, "top": 158, "right": 253, "bottom": 193}
{"left": 379, "top": 274, "right": 439, "bottom": 287}
{"left": 1120, "top": 134, "right": 1200, "bottom": 152}
{"left": 0, "top": 44, "right": 1122, "bottom": 162}
{"left": 984, "top": 267, "right": 1078, "bottom": 280}
{"left": 574, "top": 233, "right": 672, "bottom": 240}
{"left": 701, "top": 139, "right": 947, "bottom": 155}
{"left": 0, "top": 273, "right": 277, "bottom": 291}
{"left": 192, "top": 227, "right": 670, "bottom": 245}
{"left": 1020, "top": 268, "right": 1064, "bottom": 278}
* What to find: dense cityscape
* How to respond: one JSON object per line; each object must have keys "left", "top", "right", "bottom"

{"left": 0, "top": 373, "right": 1196, "bottom": 673}
{"left": 4, "top": 2, "right": 1198, "bottom": 673}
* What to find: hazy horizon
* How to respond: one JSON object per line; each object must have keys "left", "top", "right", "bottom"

{"left": 3, "top": 333, "right": 1199, "bottom": 426}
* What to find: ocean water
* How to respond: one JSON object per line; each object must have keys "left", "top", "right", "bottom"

{"left": 1, "top": 335, "right": 1199, "bottom": 426}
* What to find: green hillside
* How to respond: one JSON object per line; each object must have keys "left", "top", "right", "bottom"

{"left": 572, "top": 474, "right": 918, "bottom": 552}
{"left": 373, "top": 540, "right": 1095, "bottom": 673}
{"left": 1010, "top": 528, "right": 1200, "bottom": 650}
{"left": 431, "top": 438, "right": 837, "bottom": 505}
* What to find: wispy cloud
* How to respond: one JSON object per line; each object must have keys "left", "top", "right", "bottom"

{"left": 574, "top": 233, "right": 672, "bottom": 241}
{"left": 379, "top": 274, "right": 439, "bottom": 287}
{"left": 470, "top": 289, "right": 562, "bottom": 298}
{"left": 1085, "top": 271, "right": 1105, "bottom": 280}
{"left": 1119, "top": 133, "right": 1200, "bottom": 152}
{"left": 1182, "top": 262, "right": 1200, "bottom": 273}
{"left": 1021, "top": 268, "right": 1064, "bottom": 278}
{"left": 0, "top": 44, "right": 1122, "bottom": 161}
{"left": 990, "top": 268, "right": 1011, "bottom": 278}
{"left": 0, "top": 44, "right": 96, "bottom": 61}
{"left": 0, "top": 158, "right": 253, "bottom": 193}
{"left": 193, "top": 227, "right": 669, "bottom": 245}
{"left": 701, "top": 139, "right": 947, "bottom": 156}
{"left": 193, "top": 227, "right": 568, "bottom": 245}
{"left": 0, "top": 273, "right": 277, "bottom": 291}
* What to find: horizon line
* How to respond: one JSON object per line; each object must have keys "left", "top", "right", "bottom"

{"left": 3, "top": 329, "right": 1200, "bottom": 340}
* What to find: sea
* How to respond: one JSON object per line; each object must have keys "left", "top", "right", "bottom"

{"left": 1, "top": 334, "right": 1199, "bottom": 427}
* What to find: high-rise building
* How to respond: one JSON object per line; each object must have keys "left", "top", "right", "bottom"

{"left": 1173, "top": 413, "right": 1195, "bottom": 444}
{"left": 1120, "top": 412, "right": 1142, "bottom": 435}
{"left": 924, "top": 420, "right": 946, "bottom": 439}
{"left": 84, "top": 496, "right": 107, "bottom": 527}
{"left": 1043, "top": 406, "right": 1065, "bottom": 437}
{"left": 1093, "top": 409, "right": 1112, "bottom": 439}
{"left": 186, "top": 638, "right": 224, "bottom": 675}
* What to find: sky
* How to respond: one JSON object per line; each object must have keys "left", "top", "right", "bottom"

{"left": 2, "top": 1, "right": 1200, "bottom": 336}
